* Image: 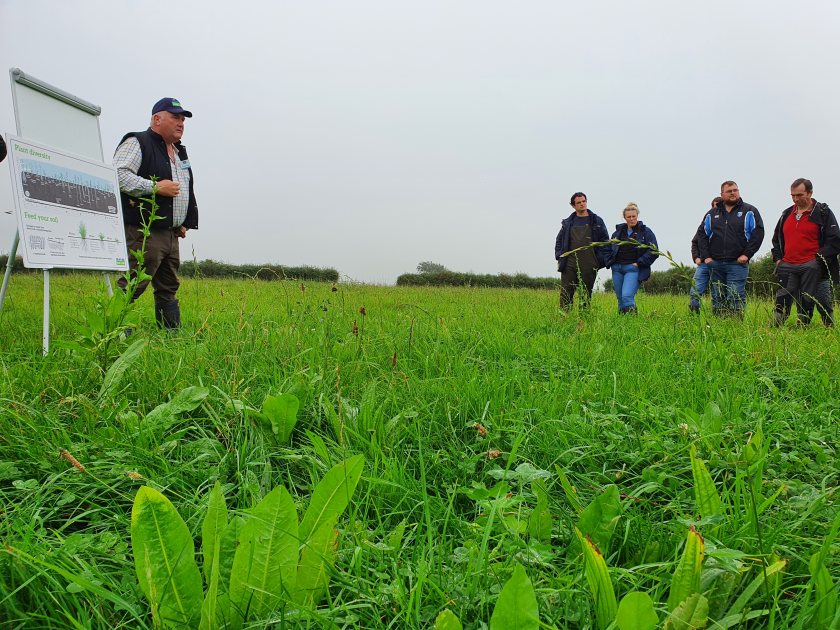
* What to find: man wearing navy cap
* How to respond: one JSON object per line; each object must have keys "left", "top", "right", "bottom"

{"left": 113, "top": 97, "right": 199, "bottom": 329}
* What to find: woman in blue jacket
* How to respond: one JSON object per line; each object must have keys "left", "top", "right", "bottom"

{"left": 605, "top": 203, "right": 659, "bottom": 313}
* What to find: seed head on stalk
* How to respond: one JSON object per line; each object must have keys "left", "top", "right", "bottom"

{"left": 59, "top": 448, "right": 86, "bottom": 473}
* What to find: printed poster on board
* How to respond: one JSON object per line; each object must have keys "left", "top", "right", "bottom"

{"left": 6, "top": 134, "right": 129, "bottom": 271}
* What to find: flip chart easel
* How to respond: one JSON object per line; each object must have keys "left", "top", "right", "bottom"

{"left": 0, "top": 68, "right": 122, "bottom": 354}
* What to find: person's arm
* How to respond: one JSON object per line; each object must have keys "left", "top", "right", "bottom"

{"left": 0, "top": 136, "right": 6, "bottom": 163}
{"left": 113, "top": 138, "right": 154, "bottom": 197}
{"left": 695, "top": 216, "right": 712, "bottom": 262}
{"left": 114, "top": 138, "right": 180, "bottom": 198}
{"left": 594, "top": 217, "right": 612, "bottom": 267}
{"left": 818, "top": 205, "right": 840, "bottom": 259}
{"left": 554, "top": 223, "right": 565, "bottom": 260}
{"left": 741, "top": 208, "right": 764, "bottom": 261}
{"left": 771, "top": 213, "right": 785, "bottom": 264}
{"left": 690, "top": 233, "right": 700, "bottom": 264}
{"left": 637, "top": 228, "right": 659, "bottom": 268}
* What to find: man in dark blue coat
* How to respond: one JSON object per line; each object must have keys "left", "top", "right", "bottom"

{"left": 694, "top": 181, "right": 764, "bottom": 317}
{"left": 555, "top": 192, "right": 610, "bottom": 309}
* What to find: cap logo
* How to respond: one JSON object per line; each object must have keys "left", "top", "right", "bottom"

{"left": 171, "top": 100, "right": 181, "bottom": 108}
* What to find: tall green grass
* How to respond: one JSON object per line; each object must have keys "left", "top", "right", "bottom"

{"left": 0, "top": 274, "right": 837, "bottom": 628}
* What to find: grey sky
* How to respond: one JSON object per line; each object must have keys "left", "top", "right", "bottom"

{"left": 2, "top": 0, "right": 839, "bottom": 284}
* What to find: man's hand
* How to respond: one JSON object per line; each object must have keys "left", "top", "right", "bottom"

{"left": 176, "top": 226, "right": 187, "bottom": 238}
{"left": 737, "top": 255, "right": 749, "bottom": 264}
{"left": 695, "top": 257, "right": 702, "bottom": 265}
{"left": 154, "top": 179, "right": 180, "bottom": 197}
{"left": 704, "top": 257, "right": 713, "bottom": 264}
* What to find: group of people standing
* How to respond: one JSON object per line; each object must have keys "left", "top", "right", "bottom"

{"left": 555, "top": 179, "right": 840, "bottom": 325}
{"left": 554, "top": 192, "right": 659, "bottom": 314}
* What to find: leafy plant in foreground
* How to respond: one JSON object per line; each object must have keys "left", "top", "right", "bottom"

{"left": 57, "top": 184, "right": 162, "bottom": 367}
{"left": 130, "top": 454, "right": 365, "bottom": 628}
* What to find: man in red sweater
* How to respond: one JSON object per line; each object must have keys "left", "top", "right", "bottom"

{"left": 771, "top": 178, "right": 840, "bottom": 326}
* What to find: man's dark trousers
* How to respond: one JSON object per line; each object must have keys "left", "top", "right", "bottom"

{"left": 560, "top": 256, "right": 597, "bottom": 309}
{"left": 774, "top": 259, "right": 822, "bottom": 324}
{"left": 117, "top": 225, "right": 181, "bottom": 328}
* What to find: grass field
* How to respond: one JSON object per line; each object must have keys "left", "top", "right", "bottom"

{"left": 0, "top": 274, "right": 837, "bottom": 628}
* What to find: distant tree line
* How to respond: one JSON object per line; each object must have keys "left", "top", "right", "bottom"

{"left": 399, "top": 262, "right": 560, "bottom": 289}
{"left": 181, "top": 259, "right": 339, "bottom": 282}
{"left": 0, "top": 255, "right": 338, "bottom": 283}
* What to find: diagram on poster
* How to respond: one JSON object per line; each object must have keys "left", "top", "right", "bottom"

{"left": 6, "top": 135, "right": 129, "bottom": 271}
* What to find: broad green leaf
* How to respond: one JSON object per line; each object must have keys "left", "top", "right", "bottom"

{"left": 667, "top": 527, "right": 704, "bottom": 611}
{"left": 434, "top": 608, "right": 463, "bottom": 630}
{"left": 218, "top": 515, "right": 244, "bottom": 596}
{"left": 229, "top": 486, "right": 298, "bottom": 620}
{"left": 131, "top": 486, "right": 203, "bottom": 629}
{"left": 262, "top": 393, "right": 300, "bottom": 444}
{"left": 306, "top": 430, "right": 333, "bottom": 467}
{"left": 576, "top": 527, "right": 618, "bottom": 630}
{"left": 665, "top": 593, "right": 709, "bottom": 630}
{"left": 616, "top": 591, "right": 658, "bottom": 630}
{"left": 199, "top": 482, "right": 227, "bottom": 630}
{"left": 690, "top": 445, "right": 722, "bottom": 520}
{"left": 554, "top": 465, "right": 583, "bottom": 513}
{"left": 528, "top": 478, "right": 552, "bottom": 543}
{"left": 99, "top": 337, "right": 146, "bottom": 400}
{"left": 723, "top": 559, "right": 786, "bottom": 620}
{"left": 387, "top": 519, "right": 407, "bottom": 551}
{"left": 201, "top": 482, "right": 227, "bottom": 583}
{"left": 757, "top": 482, "right": 786, "bottom": 516}
{"left": 145, "top": 386, "right": 210, "bottom": 428}
{"left": 577, "top": 484, "right": 621, "bottom": 554}
{"left": 293, "top": 522, "right": 337, "bottom": 606}
{"left": 489, "top": 564, "right": 540, "bottom": 630}
{"left": 810, "top": 552, "right": 837, "bottom": 629}
{"left": 319, "top": 394, "right": 343, "bottom": 444}
{"left": 299, "top": 454, "right": 365, "bottom": 543}
{"left": 487, "top": 462, "right": 551, "bottom": 483}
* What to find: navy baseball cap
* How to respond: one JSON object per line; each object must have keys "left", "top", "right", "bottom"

{"left": 152, "top": 97, "right": 193, "bottom": 118}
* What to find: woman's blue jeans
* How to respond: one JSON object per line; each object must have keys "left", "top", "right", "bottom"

{"left": 612, "top": 264, "right": 640, "bottom": 311}
{"left": 709, "top": 260, "right": 749, "bottom": 314}
{"left": 689, "top": 263, "right": 710, "bottom": 311}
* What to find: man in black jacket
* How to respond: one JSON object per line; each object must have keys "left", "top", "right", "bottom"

{"left": 113, "top": 98, "right": 199, "bottom": 329}
{"left": 555, "top": 192, "right": 610, "bottom": 310}
{"left": 771, "top": 178, "right": 840, "bottom": 326}
{"left": 694, "top": 181, "right": 764, "bottom": 317}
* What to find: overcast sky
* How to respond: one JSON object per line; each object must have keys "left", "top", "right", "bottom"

{"left": 2, "top": 0, "right": 839, "bottom": 284}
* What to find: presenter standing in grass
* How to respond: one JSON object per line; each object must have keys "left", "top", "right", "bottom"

{"left": 605, "top": 203, "right": 659, "bottom": 313}
{"left": 113, "top": 98, "right": 199, "bottom": 330}
{"left": 555, "top": 192, "right": 610, "bottom": 310}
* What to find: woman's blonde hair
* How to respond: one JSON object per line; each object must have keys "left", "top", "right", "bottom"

{"left": 623, "top": 202, "right": 639, "bottom": 218}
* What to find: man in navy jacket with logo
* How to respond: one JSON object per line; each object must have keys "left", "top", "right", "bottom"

{"left": 694, "top": 181, "right": 764, "bottom": 317}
